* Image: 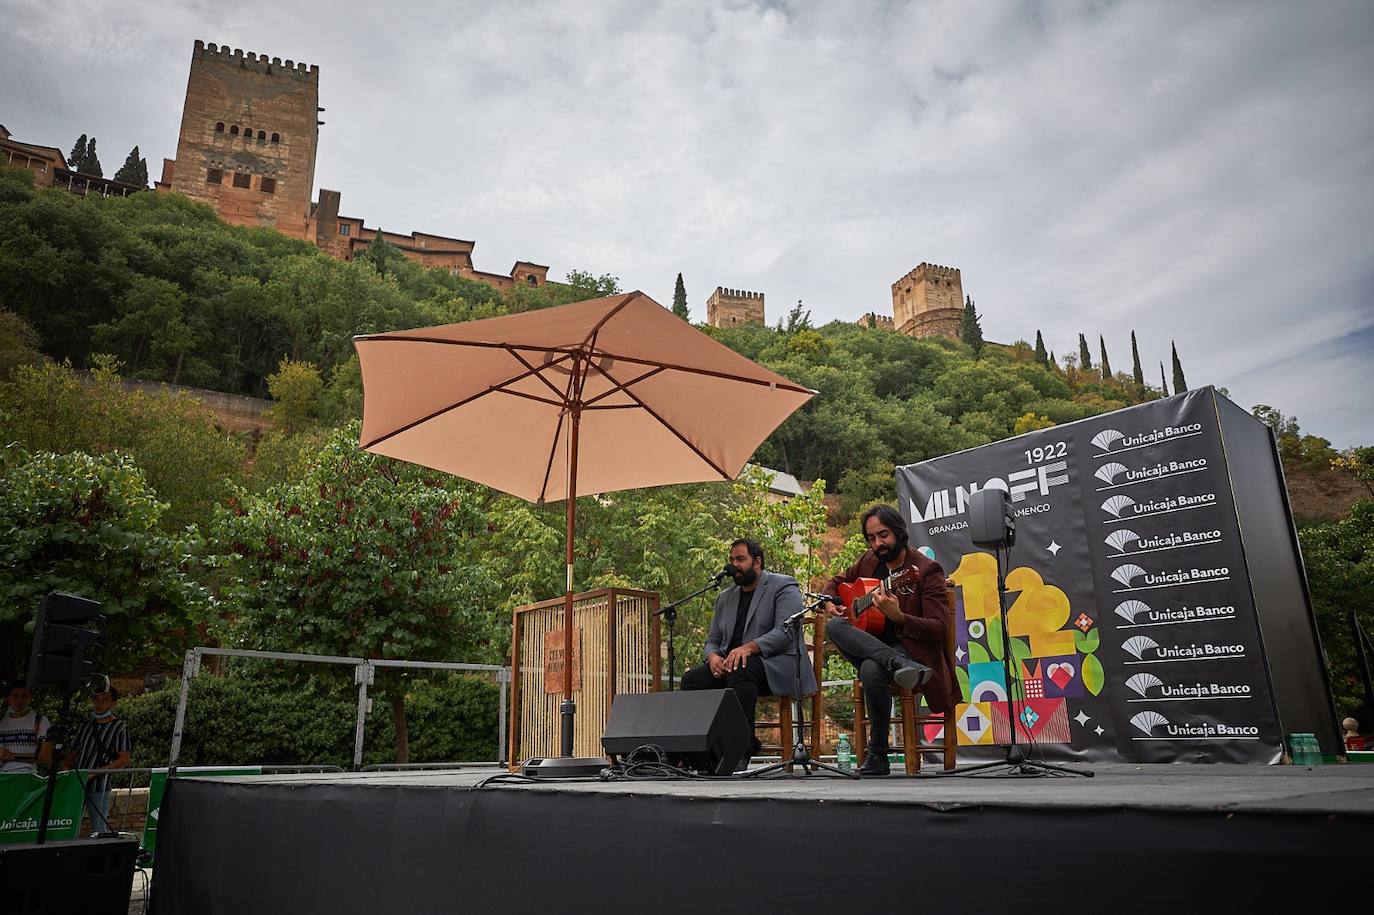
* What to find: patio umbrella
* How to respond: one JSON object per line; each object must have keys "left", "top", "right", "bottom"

{"left": 353, "top": 291, "right": 814, "bottom": 757}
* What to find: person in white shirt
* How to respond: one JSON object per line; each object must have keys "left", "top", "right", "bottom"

{"left": 0, "top": 681, "right": 52, "bottom": 775}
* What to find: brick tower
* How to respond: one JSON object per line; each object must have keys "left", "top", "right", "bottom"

{"left": 705, "top": 288, "right": 765, "bottom": 328}
{"left": 161, "top": 41, "right": 320, "bottom": 239}
{"left": 891, "top": 263, "right": 963, "bottom": 340}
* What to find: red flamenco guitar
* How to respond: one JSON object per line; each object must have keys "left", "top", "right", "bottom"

{"left": 837, "top": 566, "right": 917, "bottom": 636}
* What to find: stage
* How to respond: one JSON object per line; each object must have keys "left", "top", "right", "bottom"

{"left": 149, "top": 761, "right": 1374, "bottom": 912}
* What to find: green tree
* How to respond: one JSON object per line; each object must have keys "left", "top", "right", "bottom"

{"left": 0, "top": 449, "right": 208, "bottom": 674}
{"left": 563, "top": 269, "right": 621, "bottom": 299}
{"left": 67, "top": 134, "right": 88, "bottom": 171}
{"left": 265, "top": 356, "right": 324, "bottom": 433}
{"left": 1130, "top": 331, "right": 1144, "bottom": 387}
{"left": 211, "top": 424, "right": 504, "bottom": 762}
{"left": 0, "top": 358, "right": 245, "bottom": 531}
{"left": 80, "top": 137, "right": 103, "bottom": 177}
{"left": 113, "top": 146, "right": 149, "bottom": 187}
{"left": 1034, "top": 330, "right": 1047, "bottom": 364}
{"left": 0, "top": 308, "right": 45, "bottom": 377}
{"left": 672, "top": 272, "right": 689, "bottom": 320}
{"left": 1298, "top": 500, "right": 1374, "bottom": 722}
{"left": 1171, "top": 341, "right": 1188, "bottom": 393}
{"left": 1333, "top": 447, "right": 1374, "bottom": 498}
{"left": 960, "top": 296, "right": 984, "bottom": 354}
{"left": 1013, "top": 412, "right": 1056, "bottom": 435}
{"left": 1159, "top": 362, "right": 1169, "bottom": 396}
{"left": 358, "top": 230, "right": 405, "bottom": 277}
{"left": 1078, "top": 334, "right": 1092, "bottom": 371}
{"left": 1098, "top": 335, "right": 1112, "bottom": 378}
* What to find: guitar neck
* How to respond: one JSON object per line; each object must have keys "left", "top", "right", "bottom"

{"left": 852, "top": 568, "right": 912, "bottom": 613}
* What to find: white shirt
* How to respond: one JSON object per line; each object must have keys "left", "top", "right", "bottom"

{"left": 0, "top": 709, "right": 51, "bottom": 774}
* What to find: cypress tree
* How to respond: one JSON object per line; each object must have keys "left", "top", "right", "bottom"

{"left": 1078, "top": 334, "right": 1092, "bottom": 370}
{"left": 961, "top": 296, "right": 984, "bottom": 354}
{"left": 68, "top": 134, "right": 88, "bottom": 170}
{"left": 1034, "top": 330, "right": 1047, "bottom": 364}
{"left": 1159, "top": 362, "right": 1169, "bottom": 397}
{"left": 1171, "top": 342, "right": 1188, "bottom": 393}
{"left": 113, "top": 146, "right": 149, "bottom": 187}
{"left": 80, "top": 137, "right": 103, "bottom": 177}
{"left": 671, "top": 273, "right": 689, "bottom": 320}
{"left": 1131, "top": 331, "right": 1145, "bottom": 387}
{"left": 1099, "top": 335, "right": 1112, "bottom": 378}
{"left": 1049, "top": 350, "right": 1056, "bottom": 366}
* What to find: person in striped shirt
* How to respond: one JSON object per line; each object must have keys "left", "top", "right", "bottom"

{"left": 63, "top": 679, "right": 132, "bottom": 833}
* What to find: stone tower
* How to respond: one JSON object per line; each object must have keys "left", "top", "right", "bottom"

{"left": 891, "top": 263, "right": 963, "bottom": 340}
{"left": 162, "top": 41, "right": 320, "bottom": 239}
{"left": 705, "top": 288, "right": 765, "bottom": 328}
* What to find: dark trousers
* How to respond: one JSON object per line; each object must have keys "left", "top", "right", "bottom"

{"left": 680, "top": 654, "right": 772, "bottom": 737}
{"left": 826, "top": 619, "right": 912, "bottom": 753}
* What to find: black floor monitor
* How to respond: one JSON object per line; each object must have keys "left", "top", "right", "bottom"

{"left": 602, "top": 689, "right": 752, "bottom": 775}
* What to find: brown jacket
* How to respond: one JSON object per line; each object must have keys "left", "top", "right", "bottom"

{"left": 823, "top": 548, "right": 960, "bottom": 713}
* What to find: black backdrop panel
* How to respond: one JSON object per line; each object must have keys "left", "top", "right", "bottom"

{"left": 1214, "top": 395, "right": 1341, "bottom": 752}
{"left": 149, "top": 779, "right": 1365, "bottom": 913}
{"left": 894, "top": 388, "right": 1319, "bottom": 763}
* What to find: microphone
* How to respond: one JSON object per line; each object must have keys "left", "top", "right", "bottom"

{"left": 804, "top": 592, "right": 842, "bottom": 605}
{"left": 714, "top": 565, "right": 735, "bottom": 584}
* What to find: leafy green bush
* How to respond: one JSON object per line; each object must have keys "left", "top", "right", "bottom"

{"left": 118, "top": 670, "right": 501, "bottom": 769}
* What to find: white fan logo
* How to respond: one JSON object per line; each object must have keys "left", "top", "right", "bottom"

{"left": 1131, "top": 711, "right": 1168, "bottom": 735}
{"left": 1091, "top": 430, "right": 1124, "bottom": 453}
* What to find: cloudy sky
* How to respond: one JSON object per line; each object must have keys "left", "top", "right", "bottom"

{"left": 4, "top": 1, "right": 1371, "bottom": 445}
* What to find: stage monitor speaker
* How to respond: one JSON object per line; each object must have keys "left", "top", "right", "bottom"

{"left": 968, "top": 486, "right": 1015, "bottom": 548}
{"left": 0, "top": 837, "right": 138, "bottom": 914}
{"left": 601, "top": 690, "right": 751, "bottom": 775}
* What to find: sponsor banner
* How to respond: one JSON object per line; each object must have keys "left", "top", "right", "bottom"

{"left": 897, "top": 388, "right": 1283, "bottom": 763}
{"left": 0, "top": 771, "right": 85, "bottom": 844}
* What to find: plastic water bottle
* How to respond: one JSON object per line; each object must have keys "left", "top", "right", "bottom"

{"left": 836, "top": 734, "right": 853, "bottom": 772}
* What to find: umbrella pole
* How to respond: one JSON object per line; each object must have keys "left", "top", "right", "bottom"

{"left": 560, "top": 406, "right": 580, "bottom": 757}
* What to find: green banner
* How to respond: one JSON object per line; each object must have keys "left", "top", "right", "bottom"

{"left": 142, "top": 766, "right": 261, "bottom": 854}
{"left": 0, "top": 772, "right": 86, "bottom": 845}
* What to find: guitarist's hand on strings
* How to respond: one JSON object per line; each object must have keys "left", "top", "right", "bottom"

{"left": 873, "top": 579, "right": 902, "bottom": 621}
{"left": 821, "top": 594, "right": 845, "bottom": 618}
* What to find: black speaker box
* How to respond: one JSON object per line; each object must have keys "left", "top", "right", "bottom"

{"left": 968, "top": 486, "right": 1015, "bottom": 548}
{"left": 0, "top": 837, "right": 138, "bottom": 915}
{"left": 601, "top": 690, "right": 751, "bottom": 775}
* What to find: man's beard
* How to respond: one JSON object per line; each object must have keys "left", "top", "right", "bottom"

{"left": 874, "top": 541, "right": 904, "bottom": 564}
{"left": 732, "top": 566, "right": 759, "bottom": 587}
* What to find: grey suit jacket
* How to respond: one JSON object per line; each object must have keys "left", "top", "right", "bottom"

{"left": 703, "top": 570, "right": 817, "bottom": 697}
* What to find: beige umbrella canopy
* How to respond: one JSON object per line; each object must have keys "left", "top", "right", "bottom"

{"left": 354, "top": 291, "right": 813, "bottom": 756}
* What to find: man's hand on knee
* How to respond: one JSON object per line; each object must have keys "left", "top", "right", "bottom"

{"left": 708, "top": 653, "right": 728, "bottom": 678}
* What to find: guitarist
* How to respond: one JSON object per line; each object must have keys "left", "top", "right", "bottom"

{"left": 822, "top": 504, "right": 958, "bottom": 776}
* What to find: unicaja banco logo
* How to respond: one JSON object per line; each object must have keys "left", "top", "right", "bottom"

{"left": 1122, "top": 635, "right": 1158, "bottom": 659}
{"left": 1092, "top": 430, "right": 1125, "bottom": 453}
{"left": 1131, "top": 710, "right": 1168, "bottom": 735}
{"left": 1101, "top": 495, "right": 1135, "bottom": 517}
{"left": 1111, "top": 564, "right": 1146, "bottom": 587}
{"left": 1125, "top": 673, "right": 1163, "bottom": 697}
{"left": 1114, "top": 600, "right": 1151, "bottom": 624}
{"left": 1105, "top": 530, "right": 1140, "bottom": 553}
{"left": 1095, "top": 462, "right": 1127, "bottom": 484}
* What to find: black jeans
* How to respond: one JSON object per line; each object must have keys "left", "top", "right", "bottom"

{"left": 680, "top": 654, "right": 772, "bottom": 733}
{"left": 826, "top": 618, "right": 912, "bottom": 753}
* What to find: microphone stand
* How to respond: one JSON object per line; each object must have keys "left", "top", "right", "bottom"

{"left": 745, "top": 598, "right": 858, "bottom": 780}
{"left": 654, "top": 574, "right": 726, "bottom": 691}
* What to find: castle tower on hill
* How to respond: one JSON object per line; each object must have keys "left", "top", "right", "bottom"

{"left": 157, "top": 41, "right": 550, "bottom": 291}
{"left": 161, "top": 41, "right": 320, "bottom": 239}
{"left": 706, "top": 288, "right": 765, "bottom": 328}
{"left": 891, "top": 263, "right": 963, "bottom": 340}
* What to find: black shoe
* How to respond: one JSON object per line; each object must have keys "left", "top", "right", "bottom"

{"left": 892, "top": 660, "right": 933, "bottom": 691}
{"left": 857, "top": 752, "right": 891, "bottom": 777}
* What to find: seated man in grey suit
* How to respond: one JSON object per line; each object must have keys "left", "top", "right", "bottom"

{"left": 681, "top": 539, "right": 818, "bottom": 758}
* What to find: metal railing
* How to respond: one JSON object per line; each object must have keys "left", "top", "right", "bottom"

{"left": 169, "top": 647, "right": 510, "bottom": 772}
